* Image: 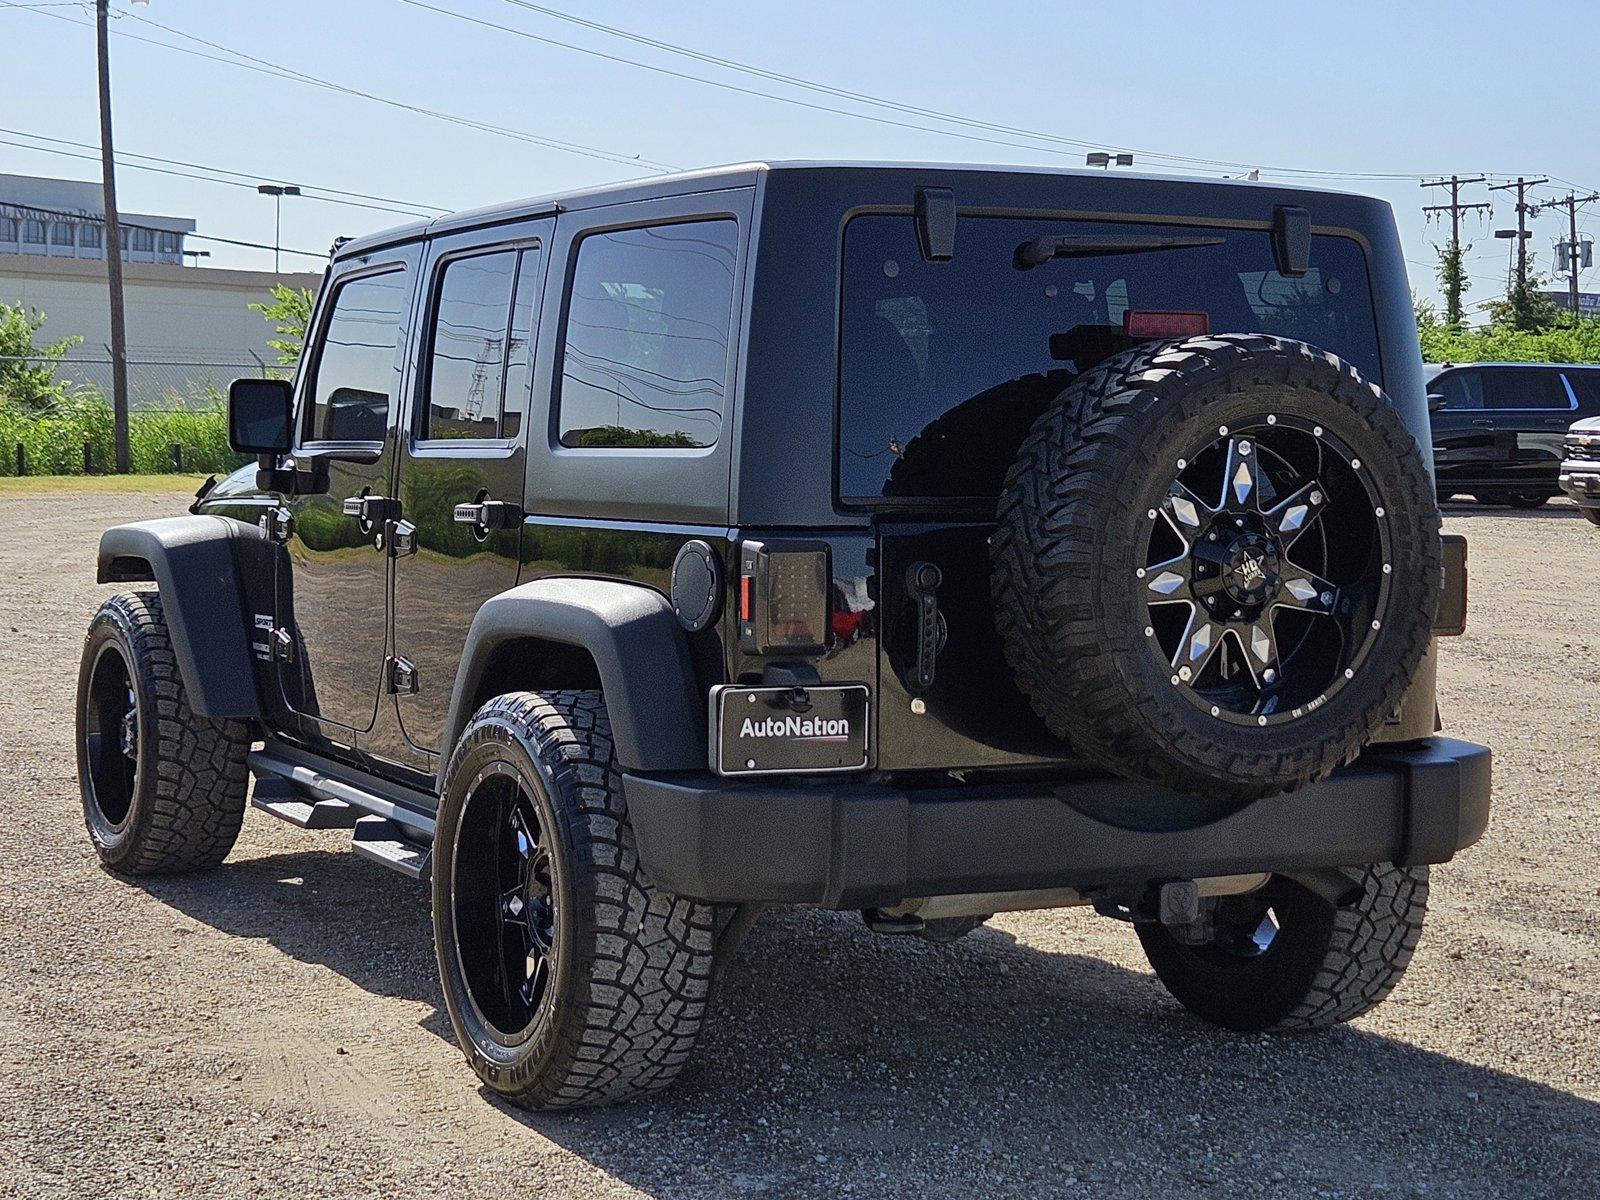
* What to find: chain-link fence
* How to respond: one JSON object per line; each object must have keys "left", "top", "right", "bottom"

{"left": 1, "top": 353, "right": 274, "bottom": 476}
{"left": 0, "top": 353, "right": 276, "bottom": 411}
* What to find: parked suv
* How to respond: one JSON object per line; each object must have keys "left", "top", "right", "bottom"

{"left": 1429, "top": 361, "right": 1600, "bottom": 507}
{"left": 77, "top": 163, "right": 1487, "bottom": 1110}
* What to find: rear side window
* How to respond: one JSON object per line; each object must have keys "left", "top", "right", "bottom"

{"left": 557, "top": 220, "right": 738, "bottom": 450}
{"left": 1565, "top": 370, "right": 1600, "bottom": 412}
{"left": 1480, "top": 367, "right": 1571, "bottom": 410}
{"left": 422, "top": 247, "right": 541, "bottom": 441}
{"left": 305, "top": 268, "right": 411, "bottom": 442}
{"left": 838, "top": 214, "right": 1380, "bottom": 503}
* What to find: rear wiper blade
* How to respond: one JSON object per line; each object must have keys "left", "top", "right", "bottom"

{"left": 1014, "top": 234, "right": 1226, "bottom": 269}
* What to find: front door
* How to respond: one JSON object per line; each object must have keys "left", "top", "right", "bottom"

{"left": 278, "top": 247, "right": 420, "bottom": 735}
{"left": 391, "top": 222, "right": 550, "bottom": 754}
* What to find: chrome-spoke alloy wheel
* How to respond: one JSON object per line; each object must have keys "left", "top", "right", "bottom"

{"left": 1138, "top": 415, "right": 1391, "bottom": 726}
{"left": 452, "top": 765, "right": 559, "bottom": 1044}
{"left": 82, "top": 642, "right": 139, "bottom": 830}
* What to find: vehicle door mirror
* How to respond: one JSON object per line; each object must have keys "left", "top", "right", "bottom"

{"left": 1427, "top": 392, "right": 1448, "bottom": 414}
{"left": 228, "top": 378, "right": 294, "bottom": 455}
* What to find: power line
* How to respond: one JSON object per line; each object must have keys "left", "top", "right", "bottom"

{"left": 1487, "top": 176, "right": 1548, "bottom": 294}
{"left": 1421, "top": 175, "right": 1491, "bottom": 325}
{"left": 0, "top": 130, "right": 442, "bottom": 218}
{"left": 0, "top": 126, "right": 446, "bottom": 215}
{"left": 1, "top": 0, "right": 677, "bottom": 173}
{"left": 466, "top": 0, "right": 1479, "bottom": 183}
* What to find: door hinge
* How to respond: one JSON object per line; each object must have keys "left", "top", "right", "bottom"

{"left": 387, "top": 518, "right": 417, "bottom": 558}
{"left": 258, "top": 506, "right": 294, "bottom": 544}
{"left": 268, "top": 626, "right": 296, "bottom": 662}
{"left": 387, "top": 656, "right": 419, "bottom": 695}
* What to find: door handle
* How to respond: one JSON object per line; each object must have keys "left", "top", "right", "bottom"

{"left": 453, "top": 497, "right": 522, "bottom": 535}
{"left": 1470, "top": 419, "right": 1494, "bottom": 428}
{"left": 341, "top": 493, "right": 402, "bottom": 525}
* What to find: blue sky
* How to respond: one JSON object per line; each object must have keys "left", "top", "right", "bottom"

{"left": 3, "top": 0, "right": 1596, "bottom": 314}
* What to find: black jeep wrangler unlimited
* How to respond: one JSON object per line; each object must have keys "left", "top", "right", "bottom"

{"left": 77, "top": 162, "right": 1488, "bottom": 1110}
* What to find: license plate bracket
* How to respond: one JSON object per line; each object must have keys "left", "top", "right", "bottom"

{"left": 710, "top": 684, "right": 870, "bottom": 776}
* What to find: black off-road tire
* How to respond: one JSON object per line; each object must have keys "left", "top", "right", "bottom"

{"left": 991, "top": 334, "right": 1440, "bottom": 800}
{"left": 75, "top": 590, "right": 252, "bottom": 874}
{"left": 432, "top": 691, "right": 715, "bottom": 1110}
{"left": 1136, "top": 864, "right": 1429, "bottom": 1031}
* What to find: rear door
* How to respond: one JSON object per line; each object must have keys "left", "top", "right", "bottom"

{"left": 390, "top": 219, "right": 552, "bottom": 755}
{"left": 1479, "top": 366, "right": 1575, "bottom": 489}
{"left": 837, "top": 211, "right": 1386, "bottom": 769}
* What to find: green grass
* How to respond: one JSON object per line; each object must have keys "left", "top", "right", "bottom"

{"left": 0, "top": 396, "right": 248, "bottom": 478}
{"left": 0, "top": 473, "right": 211, "bottom": 495}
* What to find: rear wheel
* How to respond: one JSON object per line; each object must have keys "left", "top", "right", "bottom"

{"left": 76, "top": 590, "right": 251, "bottom": 874}
{"left": 432, "top": 690, "right": 715, "bottom": 1109}
{"left": 1503, "top": 492, "right": 1550, "bottom": 509}
{"left": 1136, "top": 864, "right": 1428, "bottom": 1031}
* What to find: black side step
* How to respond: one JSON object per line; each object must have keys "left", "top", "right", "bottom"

{"left": 351, "top": 816, "right": 432, "bottom": 881}
{"left": 250, "top": 777, "right": 361, "bottom": 830}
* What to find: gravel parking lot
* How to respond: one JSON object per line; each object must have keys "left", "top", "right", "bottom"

{"left": 2, "top": 485, "right": 1597, "bottom": 1199}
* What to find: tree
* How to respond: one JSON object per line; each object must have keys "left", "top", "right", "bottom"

{"left": 0, "top": 302, "right": 82, "bottom": 413}
{"left": 1435, "top": 243, "right": 1469, "bottom": 327}
{"left": 250, "top": 283, "right": 316, "bottom": 367}
{"left": 1484, "top": 276, "right": 1559, "bottom": 333}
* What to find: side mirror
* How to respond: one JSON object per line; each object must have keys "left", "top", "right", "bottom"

{"left": 228, "top": 378, "right": 294, "bottom": 455}
{"left": 1427, "top": 393, "right": 1448, "bottom": 414}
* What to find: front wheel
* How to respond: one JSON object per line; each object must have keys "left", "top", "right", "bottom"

{"left": 76, "top": 590, "right": 251, "bottom": 874}
{"left": 432, "top": 690, "right": 715, "bottom": 1110}
{"left": 1135, "top": 863, "right": 1428, "bottom": 1031}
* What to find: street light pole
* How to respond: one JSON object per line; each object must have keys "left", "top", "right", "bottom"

{"left": 257, "top": 184, "right": 300, "bottom": 273}
{"left": 95, "top": 0, "right": 132, "bottom": 473}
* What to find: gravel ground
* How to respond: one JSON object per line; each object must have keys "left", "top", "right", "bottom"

{"left": 1, "top": 487, "right": 1597, "bottom": 1199}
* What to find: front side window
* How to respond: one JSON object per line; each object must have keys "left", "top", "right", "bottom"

{"left": 1564, "top": 370, "right": 1600, "bottom": 412}
{"left": 305, "top": 268, "right": 411, "bottom": 442}
{"left": 1481, "top": 367, "right": 1571, "bottom": 410}
{"left": 1432, "top": 370, "right": 1483, "bottom": 410}
{"left": 557, "top": 219, "right": 738, "bottom": 450}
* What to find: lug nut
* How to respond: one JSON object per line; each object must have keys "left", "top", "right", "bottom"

{"left": 1263, "top": 668, "right": 1277, "bottom": 683}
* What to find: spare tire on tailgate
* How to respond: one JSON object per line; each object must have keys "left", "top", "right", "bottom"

{"left": 990, "top": 334, "right": 1439, "bottom": 800}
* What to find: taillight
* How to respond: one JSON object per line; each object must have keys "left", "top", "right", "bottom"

{"left": 1124, "top": 309, "right": 1210, "bottom": 339}
{"left": 737, "top": 540, "right": 831, "bottom": 654}
{"left": 1435, "top": 534, "right": 1468, "bottom": 636}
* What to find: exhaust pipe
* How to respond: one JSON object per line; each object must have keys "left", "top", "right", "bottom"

{"left": 1289, "top": 867, "right": 1366, "bottom": 909}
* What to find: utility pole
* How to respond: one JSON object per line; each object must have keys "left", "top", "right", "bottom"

{"left": 1421, "top": 175, "right": 1490, "bottom": 325}
{"left": 1534, "top": 191, "right": 1599, "bottom": 325}
{"left": 95, "top": 0, "right": 131, "bottom": 473}
{"left": 1488, "top": 176, "right": 1548, "bottom": 294}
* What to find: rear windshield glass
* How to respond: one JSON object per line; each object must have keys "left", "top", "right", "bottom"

{"left": 839, "top": 214, "right": 1379, "bottom": 504}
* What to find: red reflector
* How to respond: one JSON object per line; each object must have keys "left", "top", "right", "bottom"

{"left": 1124, "top": 310, "right": 1210, "bottom": 339}
{"left": 739, "top": 575, "right": 753, "bottom": 622}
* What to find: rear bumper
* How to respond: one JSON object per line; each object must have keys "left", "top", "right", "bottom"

{"left": 1559, "top": 461, "right": 1600, "bottom": 506}
{"left": 624, "top": 737, "right": 1492, "bottom": 908}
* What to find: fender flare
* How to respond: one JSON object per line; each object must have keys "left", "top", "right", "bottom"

{"left": 439, "top": 577, "right": 707, "bottom": 782}
{"left": 96, "top": 516, "right": 265, "bottom": 718}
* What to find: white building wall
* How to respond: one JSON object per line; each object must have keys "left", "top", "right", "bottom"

{"left": 0, "top": 255, "right": 323, "bottom": 363}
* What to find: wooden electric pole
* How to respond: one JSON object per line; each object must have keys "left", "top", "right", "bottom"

{"left": 96, "top": 0, "right": 132, "bottom": 473}
{"left": 1489, "top": 176, "right": 1548, "bottom": 296}
{"left": 1421, "top": 176, "right": 1490, "bottom": 326}
{"left": 1535, "top": 191, "right": 1599, "bottom": 325}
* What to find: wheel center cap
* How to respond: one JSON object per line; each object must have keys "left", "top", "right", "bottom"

{"left": 1222, "top": 534, "right": 1278, "bottom": 602}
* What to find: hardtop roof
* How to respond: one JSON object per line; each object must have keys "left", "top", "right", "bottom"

{"left": 334, "top": 159, "right": 1381, "bottom": 259}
